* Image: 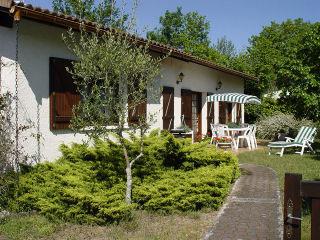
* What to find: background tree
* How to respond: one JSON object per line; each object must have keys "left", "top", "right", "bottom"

{"left": 214, "top": 36, "right": 236, "bottom": 58}
{"left": 147, "top": 7, "right": 210, "bottom": 54}
{"left": 246, "top": 19, "right": 320, "bottom": 121}
{"left": 52, "top": 0, "right": 127, "bottom": 28}
{"left": 147, "top": 7, "right": 241, "bottom": 68}
{"left": 64, "top": 29, "right": 166, "bottom": 205}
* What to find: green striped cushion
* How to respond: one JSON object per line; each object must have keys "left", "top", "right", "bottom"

{"left": 294, "top": 126, "right": 316, "bottom": 143}
{"left": 268, "top": 142, "right": 302, "bottom": 147}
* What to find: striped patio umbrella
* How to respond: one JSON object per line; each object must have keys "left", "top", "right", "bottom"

{"left": 207, "top": 93, "right": 261, "bottom": 104}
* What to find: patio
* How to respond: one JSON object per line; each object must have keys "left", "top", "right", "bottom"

{"left": 207, "top": 93, "right": 261, "bottom": 150}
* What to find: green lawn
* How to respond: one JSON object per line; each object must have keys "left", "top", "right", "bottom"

{"left": 238, "top": 148, "right": 320, "bottom": 240}
{"left": 0, "top": 210, "right": 217, "bottom": 240}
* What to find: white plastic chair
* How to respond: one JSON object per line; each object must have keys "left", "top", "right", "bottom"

{"left": 250, "top": 125, "right": 257, "bottom": 149}
{"left": 236, "top": 126, "right": 252, "bottom": 150}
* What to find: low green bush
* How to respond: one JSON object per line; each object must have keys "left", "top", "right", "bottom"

{"left": 13, "top": 158, "right": 134, "bottom": 225}
{"left": 181, "top": 142, "right": 238, "bottom": 170}
{"left": 133, "top": 165, "right": 239, "bottom": 213}
{"left": 10, "top": 131, "right": 239, "bottom": 224}
{"left": 0, "top": 171, "right": 17, "bottom": 210}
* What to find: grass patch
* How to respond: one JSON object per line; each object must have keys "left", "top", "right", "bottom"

{"left": 238, "top": 148, "right": 320, "bottom": 240}
{"left": 0, "top": 213, "right": 58, "bottom": 240}
{"left": 0, "top": 210, "right": 216, "bottom": 240}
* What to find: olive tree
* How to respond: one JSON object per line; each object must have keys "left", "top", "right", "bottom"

{"left": 64, "top": 28, "right": 167, "bottom": 204}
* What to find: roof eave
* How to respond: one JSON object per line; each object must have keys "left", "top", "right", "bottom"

{"left": 10, "top": 4, "right": 258, "bottom": 81}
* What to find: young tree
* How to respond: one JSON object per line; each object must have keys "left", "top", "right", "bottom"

{"left": 64, "top": 29, "right": 166, "bottom": 204}
{"left": 52, "top": 0, "right": 127, "bottom": 28}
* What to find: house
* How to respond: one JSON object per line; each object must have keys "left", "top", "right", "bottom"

{"left": 0, "top": 1, "right": 257, "bottom": 162}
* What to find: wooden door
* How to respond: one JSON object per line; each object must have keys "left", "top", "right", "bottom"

{"left": 181, "top": 89, "right": 192, "bottom": 128}
{"left": 162, "top": 86, "right": 174, "bottom": 130}
{"left": 192, "top": 92, "right": 202, "bottom": 139}
{"left": 182, "top": 89, "right": 202, "bottom": 140}
{"left": 219, "top": 102, "right": 233, "bottom": 124}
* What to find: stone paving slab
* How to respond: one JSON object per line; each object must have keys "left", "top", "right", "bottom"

{"left": 204, "top": 164, "right": 282, "bottom": 240}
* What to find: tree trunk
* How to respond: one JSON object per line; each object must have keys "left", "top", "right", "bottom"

{"left": 125, "top": 164, "right": 132, "bottom": 204}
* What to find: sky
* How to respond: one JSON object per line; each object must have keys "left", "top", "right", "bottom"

{"left": 26, "top": 0, "right": 320, "bottom": 52}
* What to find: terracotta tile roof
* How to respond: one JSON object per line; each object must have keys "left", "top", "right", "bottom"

{"left": 9, "top": 1, "right": 257, "bottom": 81}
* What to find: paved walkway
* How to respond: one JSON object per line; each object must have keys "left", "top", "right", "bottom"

{"left": 204, "top": 164, "right": 282, "bottom": 240}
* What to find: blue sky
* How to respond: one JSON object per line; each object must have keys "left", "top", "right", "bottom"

{"left": 26, "top": 0, "right": 320, "bottom": 52}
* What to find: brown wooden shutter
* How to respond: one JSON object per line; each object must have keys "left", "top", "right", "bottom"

{"left": 49, "top": 57, "right": 80, "bottom": 130}
{"left": 181, "top": 89, "right": 192, "bottom": 128}
{"left": 162, "top": 86, "right": 174, "bottom": 130}
{"left": 207, "top": 92, "right": 214, "bottom": 130}
{"left": 128, "top": 94, "right": 147, "bottom": 125}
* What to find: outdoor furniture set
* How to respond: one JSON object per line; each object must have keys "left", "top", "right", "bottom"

{"left": 210, "top": 123, "right": 257, "bottom": 151}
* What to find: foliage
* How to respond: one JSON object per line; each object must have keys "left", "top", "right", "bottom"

{"left": 246, "top": 19, "right": 320, "bottom": 121}
{"left": 147, "top": 7, "right": 210, "bottom": 53}
{"left": 214, "top": 36, "right": 237, "bottom": 58}
{"left": 0, "top": 93, "right": 17, "bottom": 211}
{"left": 245, "top": 97, "right": 289, "bottom": 123}
{"left": 147, "top": 6, "right": 233, "bottom": 67}
{"left": 13, "top": 156, "right": 134, "bottom": 225}
{"left": 11, "top": 132, "right": 239, "bottom": 224}
{"left": 182, "top": 142, "right": 239, "bottom": 170}
{"left": 133, "top": 165, "right": 238, "bottom": 213}
{"left": 0, "top": 93, "right": 14, "bottom": 172}
{"left": 256, "top": 112, "right": 314, "bottom": 140}
{"left": 52, "top": 0, "right": 128, "bottom": 28}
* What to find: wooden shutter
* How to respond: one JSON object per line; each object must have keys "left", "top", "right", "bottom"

{"left": 128, "top": 101, "right": 147, "bottom": 125}
{"left": 49, "top": 57, "right": 80, "bottom": 130}
{"left": 181, "top": 89, "right": 192, "bottom": 128}
{"left": 207, "top": 92, "right": 214, "bottom": 130}
{"left": 162, "top": 86, "right": 174, "bottom": 130}
{"left": 128, "top": 94, "right": 147, "bottom": 125}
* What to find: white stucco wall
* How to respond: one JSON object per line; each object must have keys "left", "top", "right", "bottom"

{"left": 0, "top": 19, "right": 245, "bottom": 162}
{"left": 148, "top": 57, "right": 244, "bottom": 134}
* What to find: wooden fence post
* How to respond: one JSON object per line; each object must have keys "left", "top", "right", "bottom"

{"left": 284, "top": 173, "right": 302, "bottom": 240}
{"left": 311, "top": 199, "right": 320, "bottom": 240}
